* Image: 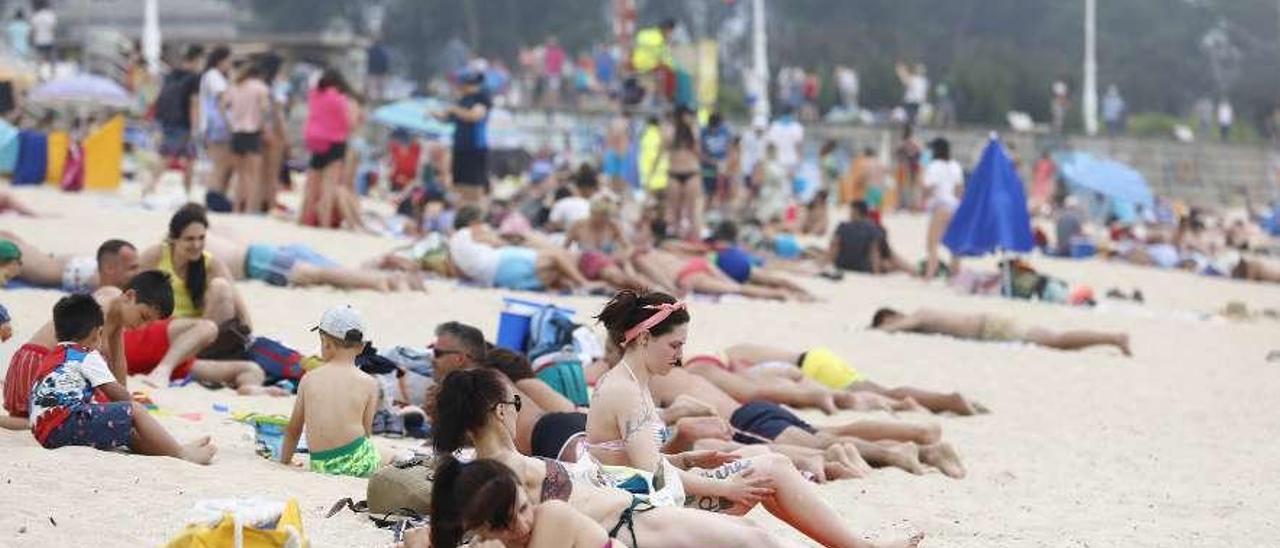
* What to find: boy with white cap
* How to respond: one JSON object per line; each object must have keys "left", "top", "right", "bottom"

{"left": 281, "top": 305, "right": 381, "bottom": 477}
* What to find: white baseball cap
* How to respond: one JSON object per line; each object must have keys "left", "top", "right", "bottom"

{"left": 311, "top": 305, "right": 366, "bottom": 343}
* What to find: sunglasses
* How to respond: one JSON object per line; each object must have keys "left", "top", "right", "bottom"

{"left": 430, "top": 345, "right": 462, "bottom": 358}
{"left": 492, "top": 393, "right": 522, "bottom": 413}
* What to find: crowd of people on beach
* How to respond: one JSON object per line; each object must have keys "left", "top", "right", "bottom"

{"left": 4, "top": 19, "right": 1280, "bottom": 548}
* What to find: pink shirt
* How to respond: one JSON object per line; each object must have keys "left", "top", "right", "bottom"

{"left": 544, "top": 45, "right": 565, "bottom": 77}
{"left": 222, "top": 79, "right": 270, "bottom": 133}
{"left": 304, "top": 87, "right": 350, "bottom": 152}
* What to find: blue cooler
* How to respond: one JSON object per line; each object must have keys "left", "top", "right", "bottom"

{"left": 497, "top": 298, "right": 575, "bottom": 352}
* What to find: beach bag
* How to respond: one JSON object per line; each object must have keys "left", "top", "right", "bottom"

{"left": 532, "top": 355, "right": 590, "bottom": 407}
{"left": 60, "top": 145, "right": 84, "bottom": 192}
{"left": 526, "top": 304, "right": 578, "bottom": 361}
{"left": 327, "top": 456, "right": 434, "bottom": 537}
{"left": 248, "top": 337, "right": 305, "bottom": 384}
{"left": 166, "top": 498, "right": 306, "bottom": 548}
{"left": 199, "top": 319, "right": 252, "bottom": 360}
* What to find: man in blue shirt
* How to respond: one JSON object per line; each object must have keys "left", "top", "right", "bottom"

{"left": 700, "top": 112, "right": 731, "bottom": 206}
{"left": 435, "top": 72, "right": 492, "bottom": 205}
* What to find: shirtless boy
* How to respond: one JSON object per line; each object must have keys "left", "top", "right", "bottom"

{"left": 871, "top": 307, "right": 1132, "bottom": 356}
{"left": 281, "top": 305, "right": 381, "bottom": 478}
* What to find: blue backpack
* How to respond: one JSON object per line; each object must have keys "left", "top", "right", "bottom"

{"left": 525, "top": 305, "right": 579, "bottom": 361}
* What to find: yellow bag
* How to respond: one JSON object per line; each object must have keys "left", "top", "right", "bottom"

{"left": 166, "top": 498, "right": 307, "bottom": 548}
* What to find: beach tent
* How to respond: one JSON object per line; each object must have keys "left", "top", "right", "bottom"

{"left": 0, "top": 118, "right": 18, "bottom": 173}
{"left": 12, "top": 130, "right": 48, "bottom": 185}
{"left": 1056, "top": 151, "right": 1154, "bottom": 208}
{"left": 45, "top": 131, "right": 68, "bottom": 185}
{"left": 943, "top": 136, "right": 1034, "bottom": 257}
{"left": 83, "top": 115, "right": 124, "bottom": 190}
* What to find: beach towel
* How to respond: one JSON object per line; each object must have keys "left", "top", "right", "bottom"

{"left": 165, "top": 498, "right": 306, "bottom": 548}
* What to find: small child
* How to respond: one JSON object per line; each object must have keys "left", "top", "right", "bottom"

{"left": 28, "top": 293, "right": 216, "bottom": 463}
{"left": 281, "top": 305, "right": 380, "bottom": 477}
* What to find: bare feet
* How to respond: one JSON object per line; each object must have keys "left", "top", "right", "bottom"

{"left": 824, "top": 443, "right": 872, "bottom": 478}
{"left": 179, "top": 436, "right": 217, "bottom": 465}
{"left": 1117, "top": 334, "right": 1132, "bottom": 357}
{"left": 791, "top": 451, "right": 828, "bottom": 483}
{"left": 877, "top": 442, "right": 926, "bottom": 475}
{"left": 803, "top": 386, "right": 840, "bottom": 415}
{"left": 142, "top": 369, "right": 174, "bottom": 390}
{"left": 939, "top": 392, "right": 983, "bottom": 416}
{"left": 919, "top": 442, "right": 966, "bottom": 479}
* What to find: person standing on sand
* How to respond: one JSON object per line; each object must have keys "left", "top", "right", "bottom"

{"left": 222, "top": 63, "right": 271, "bottom": 213}
{"left": 434, "top": 71, "right": 492, "bottom": 207}
{"left": 871, "top": 307, "right": 1132, "bottom": 356}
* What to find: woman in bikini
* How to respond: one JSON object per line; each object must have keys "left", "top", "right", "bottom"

{"left": 429, "top": 367, "right": 789, "bottom": 548}
{"left": 662, "top": 107, "right": 703, "bottom": 240}
{"left": 426, "top": 457, "right": 621, "bottom": 548}
{"left": 586, "top": 290, "right": 923, "bottom": 548}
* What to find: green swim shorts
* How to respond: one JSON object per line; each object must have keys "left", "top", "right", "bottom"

{"left": 310, "top": 436, "right": 381, "bottom": 478}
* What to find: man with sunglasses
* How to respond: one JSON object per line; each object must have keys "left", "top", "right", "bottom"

{"left": 431, "top": 321, "right": 487, "bottom": 378}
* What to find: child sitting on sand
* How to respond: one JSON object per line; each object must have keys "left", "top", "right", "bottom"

{"left": 29, "top": 293, "right": 216, "bottom": 464}
{"left": 280, "top": 305, "right": 380, "bottom": 478}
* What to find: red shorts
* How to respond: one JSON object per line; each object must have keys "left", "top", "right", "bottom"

{"left": 123, "top": 319, "right": 195, "bottom": 380}
{"left": 3, "top": 343, "right": 51, "bottom": 418}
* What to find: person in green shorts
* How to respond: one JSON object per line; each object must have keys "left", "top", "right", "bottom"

{"left": 281, "top": 305, "right": 382, "bottom": 477}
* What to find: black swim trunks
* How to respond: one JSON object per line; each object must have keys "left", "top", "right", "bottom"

{"left": 531, "top": 411, "right": 588, "bottom": 460}
{"left": 729, "top": 400, "right": 816, "bottom": 444}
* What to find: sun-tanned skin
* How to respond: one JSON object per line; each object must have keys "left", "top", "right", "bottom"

{"left": 874, "top": 307, "right": 1132, "bottom": 356}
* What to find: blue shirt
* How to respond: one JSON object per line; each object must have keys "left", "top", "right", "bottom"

{"left": 701, "top": 125, "right": 731, "bottom": 161}
{"left": 451, "top": 91, "right": 492, "bottom": 151}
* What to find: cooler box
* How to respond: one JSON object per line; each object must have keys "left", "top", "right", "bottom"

{"left": 496, "top": 297, "right": 574, "bottom": 352}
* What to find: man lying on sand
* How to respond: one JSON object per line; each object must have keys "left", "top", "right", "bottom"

{"left": 871, "top": 307, "right": 1132, "bottom": 356}
{"left": 450, "top": 205, "right": 603, "bottom": 293}
{"left": 26, "top": 288, "right": 216, "bottom": 464}
{"left": 1, "top": 230, "right": 101, "bottom": 293}
{"left": 202, "top": 229, "right": 425, "bottom": 292}
{"left": 281, "top": 305, "right": 381, "bottom": 478}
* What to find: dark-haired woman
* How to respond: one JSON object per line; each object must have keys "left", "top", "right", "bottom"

{"left": 222, "top": 63, "right": 270, "bottom": 213}
{"left": 138, "top": 204, "right": 266, "bottom": 390}
{"left": 921, "top": 137, "right": 963, "bottom": 279}
{"left": 300, "top": 69, "right": 363, "bottom": 230}
{"left": 587, "top": 290, "right": 923, "bottom": 548}
{"left": 428, "top": 367, "right": 789, "bottom": 548}
{"left": 426, "top": 457, "right": 619, "bottom": 548}
{"left": 198, "top": 46, "right": 234, "bottom": 195}
{"left": 663, "top": 107, "right": 703, "bottom": 240}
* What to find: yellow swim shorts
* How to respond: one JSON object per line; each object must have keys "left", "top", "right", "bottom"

{"left": 800, "top": 347, "right": 863, "bottom": 389}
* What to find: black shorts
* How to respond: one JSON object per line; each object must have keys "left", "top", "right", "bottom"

{"left": 531, "top": 412, "right": 587, "bottom": 460}
{"left": 231, "top": 131, "right": 263, "bottom": 155}
{"left": 729, "top": 400, "right": 815, "bottom": 444}
{"left": 309, "top": 142, "right": 348, "bottom": 170}
{"left": 452, "top": 148, "right": 489, "bottom": 189}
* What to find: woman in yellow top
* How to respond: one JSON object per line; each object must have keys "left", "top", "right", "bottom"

{"left": 140, "top": 203, "right": 252, "bottom": 328}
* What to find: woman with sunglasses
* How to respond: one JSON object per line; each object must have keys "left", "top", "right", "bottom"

{"left": 428, "top": 456, "right": 620, "bottom": 548}
{"left": 586, "top": 290, "right": 923, "bottom": 548}
{"left": 430, "top": 367, "right": 790, "bottom": 547}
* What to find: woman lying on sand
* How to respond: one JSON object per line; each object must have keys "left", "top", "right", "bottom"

{"left": 586, "top": 290, "right": 923, "bottom": 547}
{"left": 426, "top": 367, "right": 788, "bottom": 547}
{"left": 689, "top": 343, "right": 987, "bottom": 415}
{"left": 872, "top": 307, "right": 1132, "bottom": 356}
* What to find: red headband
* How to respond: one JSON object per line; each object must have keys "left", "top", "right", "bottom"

{"left": 622, "top": 302, "right": 686, "bottom": 345}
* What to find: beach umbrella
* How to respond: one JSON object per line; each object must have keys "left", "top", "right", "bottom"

{"left": 1056, "top": 151, "right": 1154, "bottom": 208}
{"left": 28, "top": 74, "right": 133, "bottom": 109}
{"left": 942, "top": 135, "right": 1034, "bottom": 257}
{"left": 370, "top": 98, "right": 455, "bottom": 138}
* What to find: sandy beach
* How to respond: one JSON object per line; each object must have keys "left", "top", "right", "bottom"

{"left": 3, "top": 184, "right": 1280, "bottom": 547}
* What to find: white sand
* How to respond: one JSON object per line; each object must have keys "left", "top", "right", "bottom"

{"left": 3, "top": 185, "right": 1280, "bottom": 547}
